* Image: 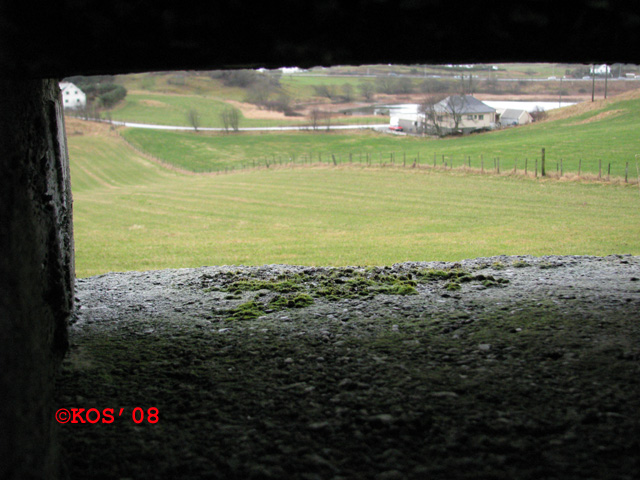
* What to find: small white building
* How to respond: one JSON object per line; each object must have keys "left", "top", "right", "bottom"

{"left": 497, "top": 108, "right": 533, "bottom": 126}
{"left": 591, "top": 64, "right": 611, "bottom": 75}
{"left": 59, "top": 82, "right": 86, "bottom": 110}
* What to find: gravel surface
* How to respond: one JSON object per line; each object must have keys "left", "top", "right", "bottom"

{"left": 55, "top": 255, "right": 640, "bottom": 479}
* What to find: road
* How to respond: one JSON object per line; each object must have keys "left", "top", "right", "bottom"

{"left": 103, "top": 119, "right": 389, "bottom": 132}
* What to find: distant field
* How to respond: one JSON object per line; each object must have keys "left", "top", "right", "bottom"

{"left": 107, "top": 92, "right": 384, "bottom": 128}
{"left": 107, "top": 93, "right": 307, "bottom": 128}
{"left": 120, "top": 89, "right": 640, "bottom": 178}
{"left": 67, "top": 118, "right": 640, "bottom": 278}
{"left": 280, "top": 74, "right": 377, "bottom": 98}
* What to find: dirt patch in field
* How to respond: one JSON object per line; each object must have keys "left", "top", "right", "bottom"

{"left": 64, "top": 116, "right": 113, "bottom": 136}
{"left": 224, "top": 100, "right": 292, "bottom": 120}
{"left": 139, "top": 99, "right": 168, "bottom": 107}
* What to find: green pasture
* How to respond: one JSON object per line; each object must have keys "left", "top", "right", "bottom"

{"left": 107, "top": 92, "right": 384, "bottom": 128}
{"left": 69, "top": 128, "right": 640, "bottom": 278}
{"left": 120, "top": 92, "right": 640, "bottom": 178}
{"left": 107, "top": 93, "right": 301, "bottom": 128}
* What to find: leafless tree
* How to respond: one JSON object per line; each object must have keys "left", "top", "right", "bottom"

{"left": 220, "top": 106, "right": 240, "bottom": 132}
{"left": 313, "top": 85, "right": 339, "bottom": 101}
{"left": 374, "top": 76, "right": 397, "bottom": 94}
{"left": 308, "top": 109, "right": 322, "bottom": 130}
{"left": 458, "top": 74, "right": 476, "bottom": 95}
{"left": 359, "top": 82, "right": 375, "bottom": 101}
{"left": 186, "top": 108, "right": 201, "bottom": 132}
{"left": 530, "top": 106, "right": 548, "bottom": 122}
{"left": 341, "top": 83, "right": 354, "bottom": 102}
{"left": 419, "top": 95, "right": 446, "bottom": 136}
{"left": 245, "top": 81, "right": 272, "bottom": 108}
{"left": 419, "top": 94, "right": 469, "bottom": 136}
{"left": 444, "top": 95, "right": 469, "bottom": 132}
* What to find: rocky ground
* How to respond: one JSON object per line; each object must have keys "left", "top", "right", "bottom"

{"left": 55, "top": 255, "right": 640, "bottom": 479}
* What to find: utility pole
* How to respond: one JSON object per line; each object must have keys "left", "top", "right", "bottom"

{"left": 559, "top": 76, "right": 562, "bottom": 108}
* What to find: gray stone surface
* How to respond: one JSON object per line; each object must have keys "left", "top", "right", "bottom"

{"left": 56, "top": 255, "right": 640, "bottom": 479}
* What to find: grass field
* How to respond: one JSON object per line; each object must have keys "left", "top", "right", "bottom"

{"left": 107, "top": 92, "right": 384, "bottom": 129}
{"left": 67, "top": 118, "right": 640, "bottom": 278}
{"left": 120, "top": 89, "right": 640, "bottom": 179}
{"left": 107, "top": 93, "right": 311, "bottom": 128}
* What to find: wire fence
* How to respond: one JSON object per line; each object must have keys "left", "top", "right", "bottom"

{"left": 116, "top": 131, "right": 640, "bottom": 186}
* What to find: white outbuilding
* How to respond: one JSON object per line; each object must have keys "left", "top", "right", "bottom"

{"left": 59, "top": 82, "right": 86, "bottom": 110}
{"left": 498, "top": 109, "right": 533, "bottom": 126}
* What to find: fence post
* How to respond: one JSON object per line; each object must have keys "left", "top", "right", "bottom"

{"left": 578, "top": 159, "right": 582, "bottom": 177}
{"left": 497, "top": 157, "right": 500, "bottom": 174}
{"left": 626, "top": 162, "right": 629, "bottom": 183}
{"left": 607, "top": 163, "right": 611, "bottom": 181}
{"left": 599, "top": 159, "right": 602, "bottom": 179}
{"left": 560, "top": 159, "right": 563, "bottom": 177}
{"left": 541, "top": 148, "right": 546, "bottom": 176}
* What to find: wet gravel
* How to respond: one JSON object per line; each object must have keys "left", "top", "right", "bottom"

{"left": 56, "top": 255, "right": 640, "bottom": 479}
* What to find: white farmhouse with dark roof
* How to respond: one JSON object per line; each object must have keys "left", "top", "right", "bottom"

{"left": 397, "top": 95, "right": 496, "bottom": 135}
{"left": 59, "top": 82, "right": 86, "bottom": 110}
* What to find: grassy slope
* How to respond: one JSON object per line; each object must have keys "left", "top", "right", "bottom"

{"left": 121, "top": 130, "right": 424, "bottom": 173}
{"left": 67, "top": 119, "right": 640, "bottom": 278}
{"left": 120, "top": 89, "right": 640, "bottom": 178}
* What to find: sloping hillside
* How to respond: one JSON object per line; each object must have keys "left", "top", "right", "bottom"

{"left": 117, "top": 87, "right": 640, "bottom": 179}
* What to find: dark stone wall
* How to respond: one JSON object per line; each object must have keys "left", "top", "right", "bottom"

{"left": 0, "top": 78, "right": 74, "bottom": 480}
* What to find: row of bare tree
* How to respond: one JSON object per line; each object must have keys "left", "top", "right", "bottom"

{"left": 186, "top": 106, "right": 241, "bottom": 132}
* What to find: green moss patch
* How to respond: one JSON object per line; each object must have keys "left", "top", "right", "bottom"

{"left": 204, "top": 266, "right": 508, "bottom": 319}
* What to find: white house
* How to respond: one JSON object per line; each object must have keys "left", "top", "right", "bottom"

{"left": 591, "top": 64, "right": 611, "bottom": 75}
{"left": 397, "top": 95, "right": 496, "bottom": 135}
{"left": 59, "top": 82, "right": 86, "bottom": 110}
